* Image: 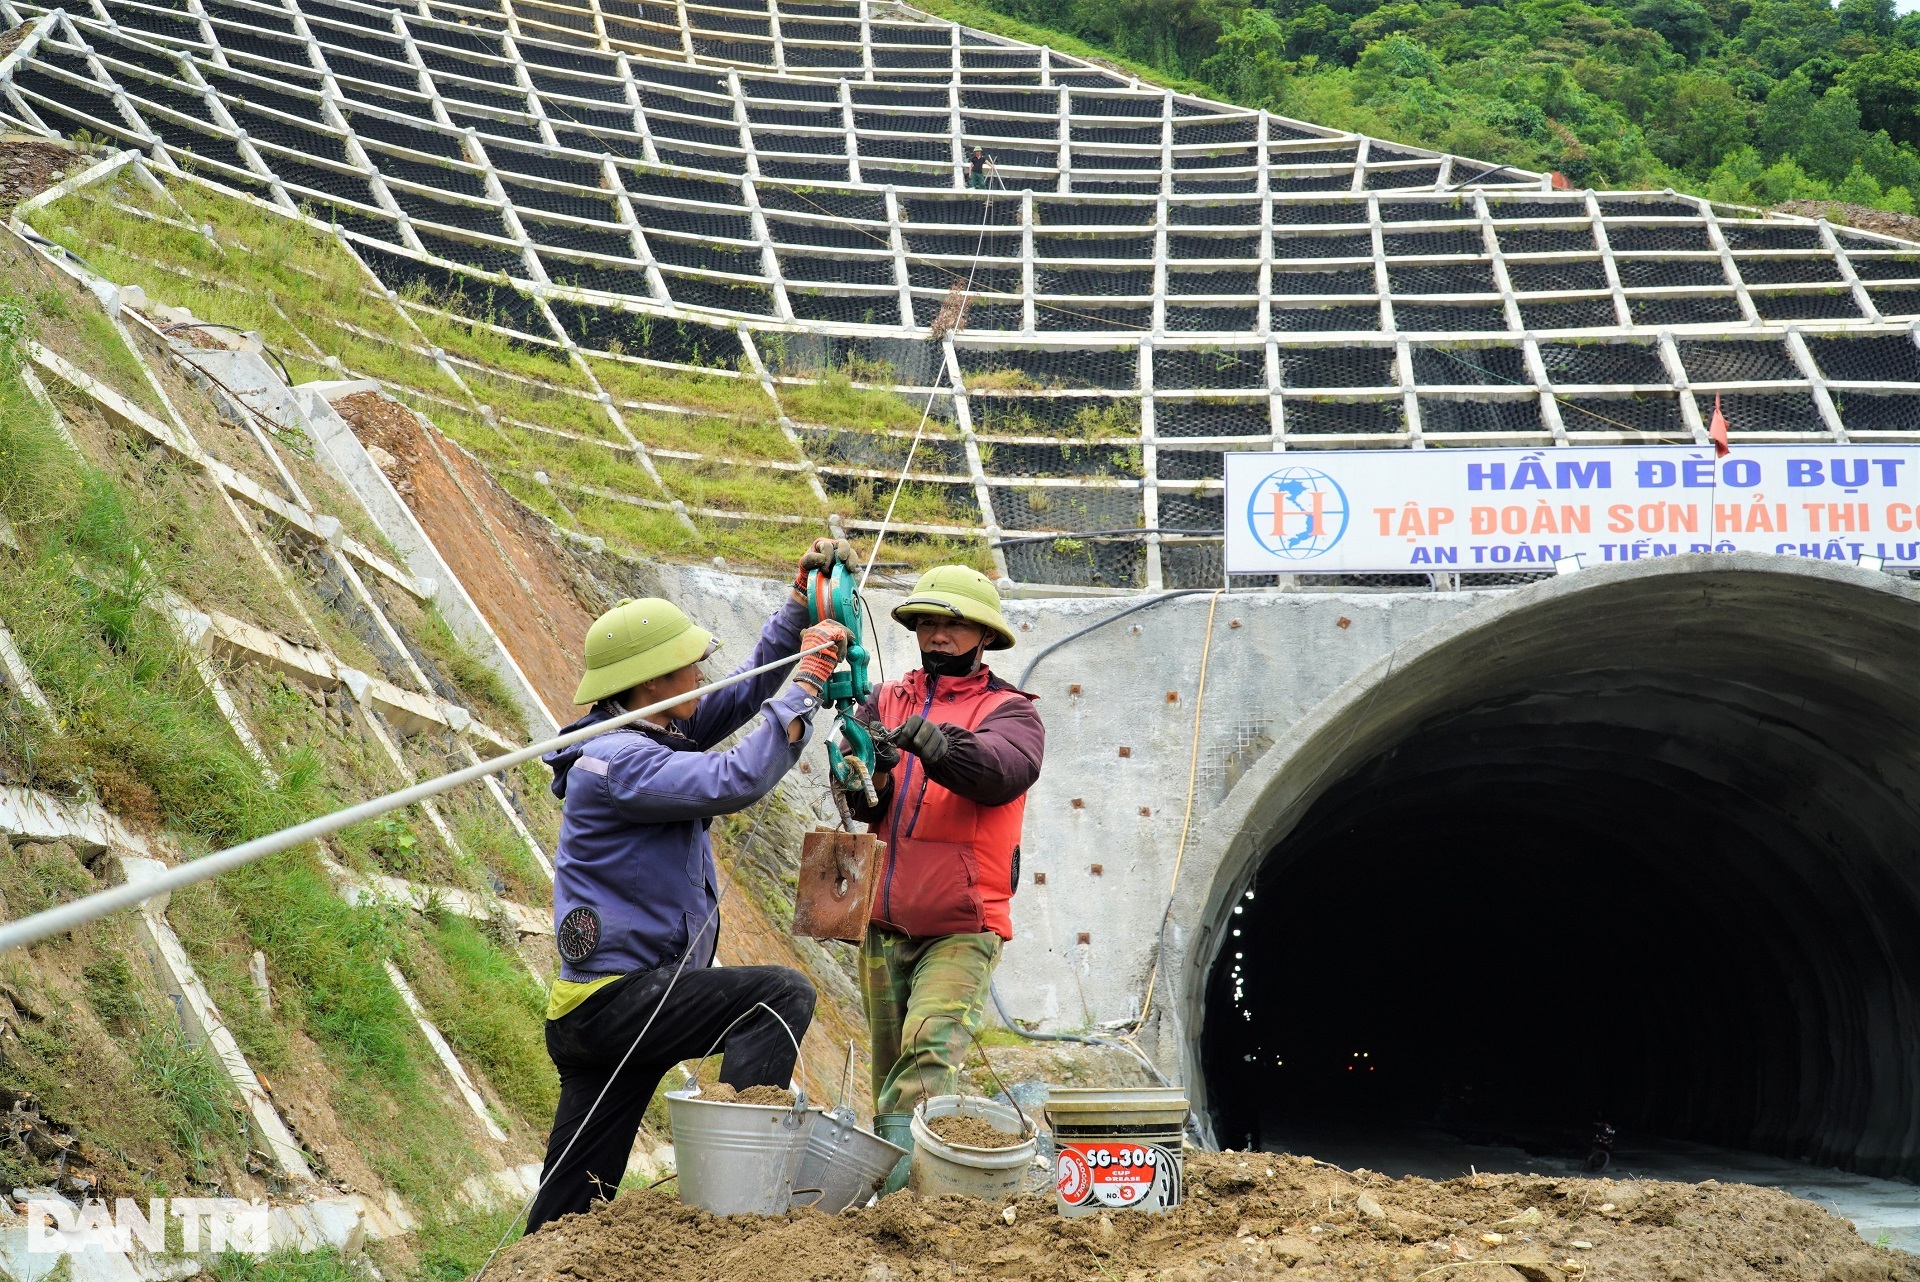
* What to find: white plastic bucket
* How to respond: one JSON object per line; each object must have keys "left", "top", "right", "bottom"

{"left": 1043, "top": 1087, "right": 1188, "bottom": 1217}
{"left": 790, "top": 1109, "right": 907, "bottom": 1213}
{"left": 908, "top": 1095, "right": 1036, "bottom": 1200}
{"left": 666, "top": 1089, "right": 811, "bottom": 1215}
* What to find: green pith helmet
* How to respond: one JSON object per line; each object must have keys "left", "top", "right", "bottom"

{"left": 891, "top": 564, "right": 1015, "bottom": 650}
{"left": 572, "top": 597, "right": 720, "bottom": 705}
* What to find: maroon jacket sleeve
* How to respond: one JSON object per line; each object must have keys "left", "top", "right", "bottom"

{"left": 842, "top": 687, "right": 1045, "bottom": 820}
{"left": 922, "top": 693, "right": 1044, "bottom": 807}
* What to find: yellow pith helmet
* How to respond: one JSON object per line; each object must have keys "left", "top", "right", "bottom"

{"left": 891, "top": 564, "right": 1015, "bottom": 650}
{"left": 572, "top": 597, "right": 720, "bottom": 705}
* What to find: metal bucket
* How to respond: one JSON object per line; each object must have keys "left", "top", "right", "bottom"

{"left": 909, "top": 1095, "right": 1036, "bottom": 1200}
{"left": 666, "top": 1089, "right": 811, "bottom": 1215}
{"left": 790, "top": 1109, "right": 906, "bottom": 1213}
{"left": 1043, "top": 1087, "right": 1189, "bottom": 1217}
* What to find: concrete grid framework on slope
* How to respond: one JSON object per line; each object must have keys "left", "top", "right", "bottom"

{"left": 9, "top": 0, "right": 1920, "bottom": 590}
{"left": 0, "top": 270, "right": 560, "bottom": 1232}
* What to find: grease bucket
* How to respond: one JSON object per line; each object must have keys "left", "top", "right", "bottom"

{"left": 790, "top": 1109, "right": 906, "bottom": 1213}
{"left": 666, "top": 1089, "right": 811, "bottom": 1215}
{"left": 1043, "top": 1087, "right": 1188, "bottom": 1217}
{"left": 909, "top": 1095, "right": 1036, "bottom": 1200}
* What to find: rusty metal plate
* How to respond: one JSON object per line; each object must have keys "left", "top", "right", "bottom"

{"left": 793, "top": 829, "right": 884, "bottom": 942}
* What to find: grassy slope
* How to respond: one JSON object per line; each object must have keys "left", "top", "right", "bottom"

{"left": 0, "top": 203, "right": 559, "bottom": 1261}
{"left": 28, "top": 172, "right": 988, "bottom": 575}
{"left": 3, "top": 159, "right": 913, "bottom": 1276}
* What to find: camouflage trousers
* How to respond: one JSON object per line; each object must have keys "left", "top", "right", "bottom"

{"left": 860, "top": 927, "right": 1001, "bottom": 1115}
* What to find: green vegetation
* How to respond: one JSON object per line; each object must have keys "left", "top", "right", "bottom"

{"left": 209, "top": 1245, "right": 369, "bottom": 1282}
{"left": 627, "top": 408, "right": 798, "bottom": 461}
{"left": 0, "top": 853, "right": 251, "bottom": 1194}
{"left": 588, "top": 356, "right": 772, "bottom": 419}
{"left": 777, "top": 371, "right": 936, "bottom": 433}
{"left": 927, "top": 0, "right": 1920, "bottom": 214}
{"left": 404, "top": 910, "right": 556, "bottom": 1125}
{"left": 27, "top": 176, "right": 465, "bottom": 400}
{"left": 29, "top": 164, "right": 992, "bottom": 586}
{"left": 656, "top": 456, "right": 823, "bottom": 515}
{"left": 0, "top": 263, "right": 519, "bottom": 1214}
{"left": 0, "top": 337, "right": 316, "bottom": 838}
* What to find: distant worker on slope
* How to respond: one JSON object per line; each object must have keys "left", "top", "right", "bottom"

{"left": 525, "top": 540, "right": 855, "bottom": 1233}
{"left": 969, "top": 146, "right": 988, "bottom": 189}
{"left": 844, "top": 565, "right": 1044, "bottom": 1192}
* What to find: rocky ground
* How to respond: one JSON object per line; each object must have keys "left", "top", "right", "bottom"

{"left": 1774, "top": 200, "right": 1920, "bottom": 244}
{"left": 0, "top": 138, "right": 75, "bottom": 210}
{"left": 491, "top": 1150, "right": 1920, "bottom": 1282}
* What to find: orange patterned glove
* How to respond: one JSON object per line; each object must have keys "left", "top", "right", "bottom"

{"left": 794, "top": 620, "right": 851, "bottom": 692}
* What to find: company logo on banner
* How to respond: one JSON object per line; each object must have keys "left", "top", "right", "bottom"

{"left": 1245, "top": 466, "right": 1350, "bottom": 559}
{"left": 1223, "top": 446, "right": 1920, "bottom": 575}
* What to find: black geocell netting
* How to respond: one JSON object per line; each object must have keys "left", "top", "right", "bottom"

{"left": 26, "top": 0, "right": 1920, "bottom": 595}
{"left": 1157, "top": 398, "right": 1269, "bottom": 437}
{"left": 1557, "top": 394, "right": 1686, "bottom": 436}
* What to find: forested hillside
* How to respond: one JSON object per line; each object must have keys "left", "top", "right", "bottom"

{"left": 929, "top": 0, "right": 1920, "bottom": 213}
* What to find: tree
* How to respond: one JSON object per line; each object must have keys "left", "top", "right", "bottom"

{"left": 1736, "top": 0, "right": 1840, "bottom": 78}
{"left": 1835, "top": 161, "right": 1884, "bottom": 203}
{"left": 1201, "top": 7, "right": 1292, "bottom": 107}
{"left": 1840, "top": 47, "right": 1920, "bottom": 147}
{"left": 1757, "top": 72, "right": 1865, "bottom": 181}
{"left": 1645, "top": 72, "right": 1751, "bottom": 173}
{"left": 1837, "top": 0, "right": 1894, "bottom": 39}
{"left": 1705, "top": 145, "right": 1767, "bottom": 202}
{"left": 1629, "top": 0, "right": 1717, "bottom": 60}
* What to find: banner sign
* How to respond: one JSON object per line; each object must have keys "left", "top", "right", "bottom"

{"left": 1223, "top": 446, "right": 1920, "bottom": 575}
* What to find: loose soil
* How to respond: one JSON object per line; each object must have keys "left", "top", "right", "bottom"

{"left": 1775, "top": 200, "right": 1920, "bottom": 245}
{"left": 332, "top": 390, "right": 594, "bottom": 718}
{"left": 0, "top": 139, "right": 74, "bottom": 210}
{"left": 927, "top": 1113, "right": 1025, "bottom": 1149}
{"left": 495, "top": 1150, "right": 1920, "bottom": 1282}
{"left": 698, "top": 1084, "right": 798, "bottom": 1106}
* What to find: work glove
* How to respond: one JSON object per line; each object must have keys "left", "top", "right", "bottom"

{"left": 795, "top": 537, "right": 855, "bottom": 591}
{"left": 892, "top": 714, "right": 949, "bottom": 767}
{"left": 850, "top": 707, "right": 900, "bottom": 772}
{"left": 793, "top": 620, "right": 851, "bottom": 693}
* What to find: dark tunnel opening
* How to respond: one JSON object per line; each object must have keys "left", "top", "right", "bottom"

{"left": 1199, "top": 574, "right": 1920, "bottom": 1186}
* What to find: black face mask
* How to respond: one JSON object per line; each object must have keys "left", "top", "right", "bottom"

{"left": 921, "top": 646, "right": 981, "bottom": 679}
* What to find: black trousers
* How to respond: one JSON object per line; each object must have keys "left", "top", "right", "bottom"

{"left": 524, "top": 963, "right": 816, "bottom": 1233}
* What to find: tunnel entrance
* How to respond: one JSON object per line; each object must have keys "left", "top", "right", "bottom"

{"left": 1195, "top": 560, "right": 1920, "bottom": 1184}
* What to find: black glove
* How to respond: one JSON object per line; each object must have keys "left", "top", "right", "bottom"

{"left": 850, "top": 709, "right": 899, "bottom": 771}
{"left": 893, "top": 714, "right": 949, "bottom": 766}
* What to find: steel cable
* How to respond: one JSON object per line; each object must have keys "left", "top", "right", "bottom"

{"left": 0, "top": 645, "right": 831, "bottom": 955}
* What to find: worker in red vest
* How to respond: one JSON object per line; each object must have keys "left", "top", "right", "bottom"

{"left": 843, "top": 565, "right": 1044, "bottom": 1190}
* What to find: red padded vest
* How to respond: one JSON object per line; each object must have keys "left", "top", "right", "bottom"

{"left": 870, "top": 667, "right": 1031, "bottom": 940}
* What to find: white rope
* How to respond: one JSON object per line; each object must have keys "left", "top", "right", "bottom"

{"left": 857, "top": 179, "right": 1004, "bottom": 593}
{"left": 858, "top": 372, "right": 943, "bottom": 593}
{"left": 0, "top": 645, "right": 831, "bottom": 954}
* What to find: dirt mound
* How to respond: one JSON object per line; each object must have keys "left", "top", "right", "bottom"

{"left": 1775, "top": 200, "right": 1920, "bottom": 246}
{"left": 927, "top": 1114, "right": 1025, "bottom": 1149}
{"left": 697, "top": 1084, "right": 797, "bottom": 1106}
{"left": 494, "top": 1151, "right": 1918, "bottom": 1282}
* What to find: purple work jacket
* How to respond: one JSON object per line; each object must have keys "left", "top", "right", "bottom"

{"left": 544, "top": 597, "right": 818, "bottom": 983}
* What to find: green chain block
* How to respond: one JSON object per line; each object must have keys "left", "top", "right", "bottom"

{"left": 805, "top": 560, "right": 876, "bottom": 796}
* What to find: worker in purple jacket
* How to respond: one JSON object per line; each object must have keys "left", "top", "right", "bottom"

{"left": 524, "top": 540, "right": 854, "bottom": 1233}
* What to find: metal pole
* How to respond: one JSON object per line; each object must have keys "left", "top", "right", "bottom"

{"left": 0, "top": 645, "right": 830, "bottom": 955}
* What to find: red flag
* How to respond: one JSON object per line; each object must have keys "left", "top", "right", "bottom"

{"left": 1709, "top": 393, "right": 1731, "bottom": 459}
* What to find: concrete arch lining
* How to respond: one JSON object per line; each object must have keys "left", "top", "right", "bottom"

{"left": 1172, "top": 552, "right": 1920, "bottom": 1178}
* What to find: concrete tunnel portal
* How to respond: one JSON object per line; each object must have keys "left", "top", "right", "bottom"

{"left": 1185, "top": 555, "right": 1920, "bottom": 1184}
